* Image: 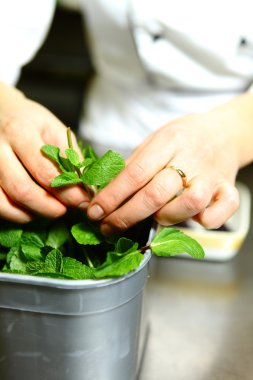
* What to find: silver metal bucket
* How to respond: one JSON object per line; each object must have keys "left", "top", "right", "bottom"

{"left": 0, "top": 249, "right": 152, "bottom": 380}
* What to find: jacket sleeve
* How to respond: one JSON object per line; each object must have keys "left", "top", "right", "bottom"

{"left": 0, "top": 0, "right": 56, "bottom": 85}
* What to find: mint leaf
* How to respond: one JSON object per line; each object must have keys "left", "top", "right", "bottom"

{"left": 51, "top": 172, "right": 82, "bottom": 187}
{"left": 6, "top": 247, "right": 19, "bottom": 265}
{"left": 21, "top": 232, "right": 45, "bottom": 248}
{"left": 150, "top": 227, "right": 205, "bottom": 259}
{"left": 81, "top": 150, "right": 125, "bottom": 186}
{"left": 41, "top": 144, "right": 74, "bottom": 173}
{"left": 41, "top": 144, "right": 60, "bottom": 163}
{"left": 46, "top": 221, "right": 69, "bottom": 249}
{"left": 41, "top": 144, "right": 65, "bottom": 172}
{"left": 36, "top": 272, "right": 73, "bottom": 279}
{"left": 71, "top": 222, "right": 103, "bottom": 245}
{"left": 20, "top": 232, "right": 45, "bottom": 261}
{"left": 95, "top": 251, "right": 143, "bottom": 278}
{"left": 44, "top": 249, "right": 63, "bottom": 273}
{"left": 62, "top": 257, "right": 95, "bottom": 279}
{"left": 9, "top": 247, "right": 27, "bottom": 273}
{"left": 98, "top": 238, "right": 139, "bottom": 269}
{"left": 65, "top": 149, "right": 93, "bottom": 170}
{"left": 65, "top": 148, "right": 81, "bottom": 167}
{"left": 79, "top": 158, "right": 94, "bottom": 169}
{"left": 26, "top": 260, "right": 45, "bottom": 274}
{"left": 59, "top": 156, "right": 74, "bottom": 172}
{"left": 0, "top": 226, "right": 22, "bottom": 248}
{"left": 114, "top": 237, "right": 139, "bottom": 254}
{"left": 21, "top": 245, "right": 43, "bottom": 261}
{"left": 9, "top": 255, "right": 27, "bottom": 273}
{"left": 78, "top": 143, "right": 98, "bottom": 161}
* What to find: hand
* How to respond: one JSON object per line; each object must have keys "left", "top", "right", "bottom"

{"left": 87, "top": 93, "right": 253, "bottom": 235}
{"left": 0, "top": 82, "right": 89, "bottom": 223}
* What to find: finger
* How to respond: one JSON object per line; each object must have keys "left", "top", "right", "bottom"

{"left": 99, "top": 167, "right": 183, "bottom": 235}
{"left": 10, "top": 123, "right": 90, "bottom": 209}
{"left": 154, "top": 176, "right": 213, "bottom": 225}
{"left": 0, "top": 187, "right": 33, "bottom": 223}
{"left": 0, "top": 144, "right": 67, "bottom": 218}
{"left": 87, "top": 144, "right": 175, "bottom": 221}
{"left": 193, "top": 182, "right": 239, "bottom": 229}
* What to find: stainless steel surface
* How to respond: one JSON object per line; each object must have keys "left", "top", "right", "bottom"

{"left": 140, "top": 166, "right": 253, "bottom": 380}
{"left": 0, "top": 252, "right": 151, "bottom": 380}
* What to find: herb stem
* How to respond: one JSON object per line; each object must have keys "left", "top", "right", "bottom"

{"left": 76, "top": 167, "right": 82, "bottom": 178}
{"left": 67, "top": 129, "right": 96, "bottom": 198}
{"left": 82, "top": 248, "right": 94, "bottom": 268}
{"left": 140, "top": 245, "right": 150, "bottom": 254}
{"left": 86, "top": 255, "right": 94, "bottom": 268}
{"left": 67, "top": 127, "right": 74, "bottom": 149}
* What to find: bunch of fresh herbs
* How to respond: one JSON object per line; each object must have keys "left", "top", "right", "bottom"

{"left": 0, "top": 129, "right": 204, "bottom": 280}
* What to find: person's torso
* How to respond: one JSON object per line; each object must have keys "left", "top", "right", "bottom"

{"left": 78, "top": 0, "right": 253, "bottom": 155}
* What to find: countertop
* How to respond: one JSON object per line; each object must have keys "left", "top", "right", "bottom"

{"left": 139, "top": 165, "right": 253, "bottom": 380}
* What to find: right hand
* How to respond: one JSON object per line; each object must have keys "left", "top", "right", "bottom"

{"left": 0, "top": 82, "right": 90, "bottom": 223}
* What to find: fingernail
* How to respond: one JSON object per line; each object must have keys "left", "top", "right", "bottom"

{"left": 88, "top": 204, "right": 104, "bottom": 220}
{"left": 101, "top": 223, "right": 114, "bottom": 236}
{"left": 78, "top": 201, "right": 90, "bottom": 211}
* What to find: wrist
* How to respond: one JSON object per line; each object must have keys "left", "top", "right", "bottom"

{"left": 208, "top": 92, "right": 253, "bottom": 169}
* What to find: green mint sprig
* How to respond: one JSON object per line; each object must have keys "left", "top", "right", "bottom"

{"left": 41, "top": 128, "right": 125, "bottom": 198}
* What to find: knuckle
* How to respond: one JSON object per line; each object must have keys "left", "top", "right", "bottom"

{"left": 58, "top": 192, "right": 74, "bottom": 207}
{"left": 126, "top": 162, "right": 147, "bottom": 187}
{"left": 0, "top": 116, "right": 21, "bottom": 138}
{"left": 102, "top": 192, "right": 121, "bottom": 211}
{"left": 144, "top": 183, "right": 167, "bottom": 209}
{"left": 35, "top": 166, "right": 57, "bottom": 188}
{"left": 226, "top": 192, "right": 240, "bottom": 212}
{"left": 10, "top": 181, "right": 33, "bottom": 204}
{"left": 184, "top": 188, "right": 207, "bottom": 214}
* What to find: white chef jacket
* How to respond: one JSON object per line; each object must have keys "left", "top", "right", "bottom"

{"left": 1, "top": 0, "right": 253, "bottom": 156}
{"left": 78, "top": 0, "right": 253, "bottom": 156}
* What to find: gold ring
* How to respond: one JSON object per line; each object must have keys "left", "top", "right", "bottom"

{"left": 168, "top": 165, "right": 187, "bottom": 188}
